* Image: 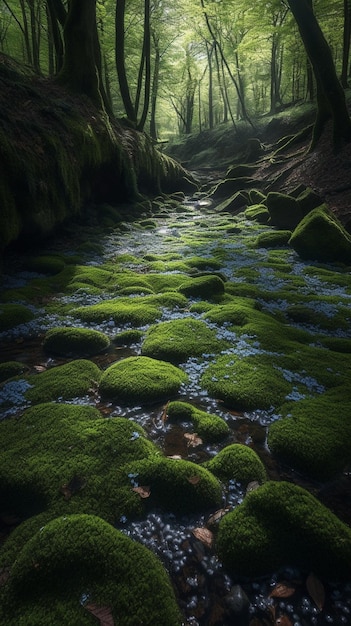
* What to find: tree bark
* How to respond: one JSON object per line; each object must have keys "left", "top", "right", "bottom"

{"left": 57, "top": 0, "right": 103, "bottom": 109}
{"left": 341, "top": 0, "right": 351, "bottom": 88}
{"left": 287, "top": 0, "right": 351, "bottom": 148}
{"left": 115, "top": 0, "right": 137, "bottom": 124}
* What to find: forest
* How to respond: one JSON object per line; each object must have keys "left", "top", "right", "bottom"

{"left": 1, "top": 1, "right": 351, "bottom": 626}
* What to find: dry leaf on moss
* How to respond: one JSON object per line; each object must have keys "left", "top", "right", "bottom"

{"left": 86, "top": 604, "right": 114, "bottom": 626}
{"left": 132, "top": 485, "right": 151, "bottom": 498}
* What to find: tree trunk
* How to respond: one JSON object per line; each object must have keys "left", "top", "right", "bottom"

{"left": 57, "top": 0, "right": 103, "bottom": 109}
{"left": 137, "top": 0, "right": 151, "bottom": 131}
{"left": 287, "top": 0, "right": 351, "bottom": 147}
{"left": 150, "top": 30, "right": 160, "bottom": 140}
{"left": 341, "top": 0, "right": 351, "bottom": 88}
{"left": 115, "top": 0, "right": 137, "bottom": 124}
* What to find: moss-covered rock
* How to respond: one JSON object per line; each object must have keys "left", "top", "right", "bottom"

{"left": 24, "top": 359, "right": 102, "bottom": 405}
{"left": 215, "top": 190, "right": 249, "bottom": 213}
{"left": 216, "top": 481, "right": 351, "bottom": 580}
{"left": 43, "top": 327, "right": 110, "bottom": 357}
{"left": 289, "top": 205, "right": 351, "bottom": 264}
{"left": 255, "top": 229, "right": 291, "bottom": 248}
{"left": 245, "top": 204, "right": 270, "bottom": 224}
{"left": 167, "top": 400, "right": 229, "bottom": 442}
{"left": 204, "top": 443, "right": 267, "bottom": 484}
{"left": 266, "top": 192, "right": 303, "bottom": 230}
{"left": 99, "top": 356, "right": 188, "bottom": 403}
{"left": 296, "top": 187, "right": 323, "bottom": 216}
{"left": 123, "top": 455, "right": 222, "bottom": 513}
{"left": 267, "top": 390, "right": 351, "bottom": 481}
{"left": 0, "top": 360, "right": 28, "bottom": 383}
{"left": 27, "top": 255, "right": 66, "bottom": 275}
{"left": 0, "top": 514, "right": 181, "bottom": 626}
{"left": 200, "top": 353, "right": 291, "bottom": 410}
{"left": 248, "top": 189, "right": 266, "bottom": 205}
{"left": 141, "top": 318, "right": 227, "bottom": 364}
{"left": 0, "top": 303, "right": 35, "bottom": 331}
{"left": 113, "top": 329, "right": 144, "bottom": 345}
{"left": 178, "top": 274, "right": 225, "bottom": 298}
{"left": 0, "top": 403, "right": 154, "bottom": 521}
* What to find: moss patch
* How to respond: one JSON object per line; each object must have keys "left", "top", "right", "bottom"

{"left": 289, "top": 205, "right": 351, "bottom": 264}
{"left": 24, "top": 359, "right": 102, "bottom": 405}
{"left": 43, "top": 327, "right": 110, "bottom": 357}
{"left": 0, "top": 303, "right": 34, "bottom": 331}
{"left": 141, "top": 318, "right": 227, "bottom": 363}
{"left": 204, "top": 443, "right": 267, "bottom": 484}
{"left": 267, "top": 390, "right": 351, "bottom": 481}
{"left": 167, "top": 401, "right": 229, "bottom": 442}
{"left": 216, "top": 481, "right": 351, "bottom": 580}
{"left": 123, "top": 456, "right": 222, "bottom": 514}
{"left": 255, "top": 230, "right": 291, "bottom": 248}
{"left": 0, "top": 403, "right": 154, "bottom": 521}
{"left": 0, "top": 361, "right": 28, "bottom": 383}
{"left": 0, "top": 514, "right": 181, "bottom": 626}
{"left": 99, "top": 356, "right": 188, "bottom": 404}
{"left": 178, "top": 274, "right": 225, "bottom": 298}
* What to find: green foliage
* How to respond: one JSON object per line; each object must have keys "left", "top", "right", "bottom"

{"left": 216, "top": 481, "right": 351, "bottom": 580}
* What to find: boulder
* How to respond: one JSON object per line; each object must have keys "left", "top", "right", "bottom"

{"left": 266, "top": 192, "right": 303, "bottom": 230}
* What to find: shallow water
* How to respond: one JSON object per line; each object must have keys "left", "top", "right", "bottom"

{"left": 1, "top": 197, "right": 351, "bottom": 625}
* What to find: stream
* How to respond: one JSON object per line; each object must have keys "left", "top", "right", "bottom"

{"left": 1, "top": 191, "right": 351, "bottom": 625}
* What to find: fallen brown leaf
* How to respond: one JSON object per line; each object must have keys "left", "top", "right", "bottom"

{"left": 306, "top": 572, "right": 325, "bottom": 611}
{"left": 132, "top": 485, "right": 151, "bottom": 498}
{"left": 167, "top": 454, "right": 182, "bottom": 460}
{"left": 161, "top": 401, "right": 169, "bottom": 423}
{"left": 246, "top": 480, "right": 261, "bottom": 493}
{"left": 269, "top": 582, "right": 296, "bottom": 598}
{"left": 192, "top": 527, "right": 214, "bottom": 549}
{"left": 187, "top": 475, "right": 201, "bottom": 485}
{"left": 184, "top": 432, "right": 203, "bottom": 447}
{"left": 207, "top": 508, "right": 230, "bottom": 527}
{"left": 86, "top": 604, "right": 114, "bottom": 626}
{"left": 275, "top": 614, "right": 293, "bottom": 626}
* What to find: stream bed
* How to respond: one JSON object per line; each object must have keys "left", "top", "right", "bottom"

{"left": 1, "top": 193, "right": 351, "bottom": 625}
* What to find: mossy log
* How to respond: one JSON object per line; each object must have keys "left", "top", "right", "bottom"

{"left": 0, "top": 55, "right": 194, "bottom": 256}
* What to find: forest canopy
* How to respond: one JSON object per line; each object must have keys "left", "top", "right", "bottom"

{"left": 0, "top": 0, "right": 349, "bottom": 141}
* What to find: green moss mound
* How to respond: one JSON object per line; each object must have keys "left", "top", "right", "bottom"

{"left": 267, "top": 391, "right": 351, "bottom": 481}
{"left": 43, "top": 327, "right": 110, "bottom": 357}
{"left": 141, "top": 318, "right": 227, "bottom": 364}
{"left": 216, "top": 481, "right": 351, "bottom": 580}
{"left": 99, "top": 356, "right": 188, "bottom": 404}
{"left": 0, "top": 303, "right": 34, "bottom": 331}
{"left": 0, "top": 514, "right": 181, "bottom": 626}
{"left": 167, "top": 401, "right": 229, "bottom": 442}
{"left": 204, "top": 443, "right": 267, "bottom": 484}
{"left": 0, "top": 361, "right": 28, "bottom": 383}
{"left": 289, "top": 205, "right": 351, "bottom": 264}
{"left": 244, "top": 204, "right": 270, "bottom": 224}
{"left": 124, "top": 456, "right": 222, "bottom": 514}
{"left": 113, "top": 329, "right": 144, "bottom": 345}
{"left": 201, "top": 354, "right": 291, "bottom": 411}
{"left": 23, "top": 359, "right": 102, "bottom": 405}
{"left": 178, "top": 274, "right": 225, "bottom": 298}
{"left": 72, "top": 293, "right": 187, "bottom": 327}
{"left": 255, "top": 230, "right": 291, "bottom": 248}
{"left": 27, "top": 255, "right": 66, "bottom": 275}
{"left": 0, "top": 403, "right": 155, "bottom": 521}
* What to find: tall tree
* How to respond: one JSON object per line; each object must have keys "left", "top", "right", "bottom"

{"left": 287, "top": 0, "right": 351, "bottom": 148}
